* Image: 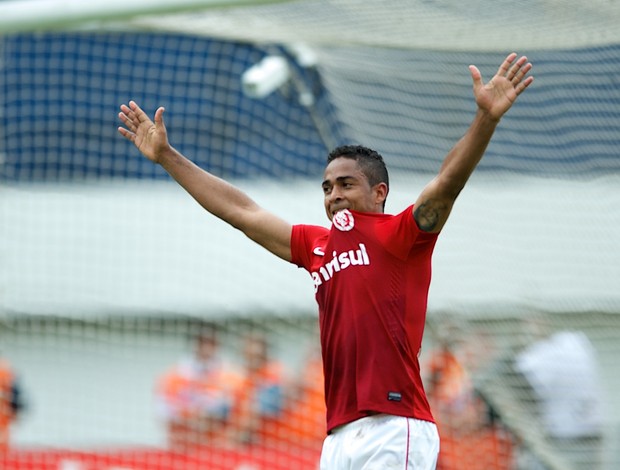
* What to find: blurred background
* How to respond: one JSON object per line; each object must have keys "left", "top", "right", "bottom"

{"left": 1, "top": 1, "right": 619, "bottom": 469}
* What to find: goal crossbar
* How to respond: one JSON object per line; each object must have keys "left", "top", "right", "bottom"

{"left": 0, "top": 0, "right": 291, "bottom": 34}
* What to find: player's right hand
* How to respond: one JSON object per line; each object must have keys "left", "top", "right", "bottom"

{"left": 118, "top": 101, "right": 170, "bottom": 164}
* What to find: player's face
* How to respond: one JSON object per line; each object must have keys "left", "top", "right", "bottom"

{"left": 322, "top": 157, "right": 386, "bottom": 221}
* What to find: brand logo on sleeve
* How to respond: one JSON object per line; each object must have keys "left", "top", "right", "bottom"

{"left": 313, "top": 247, "right": 325, "bottom": 256}
{"left": 333, "top": 209, "right": 354, "bottom": 231}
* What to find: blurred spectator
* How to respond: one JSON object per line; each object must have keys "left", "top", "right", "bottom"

{"left": 0, "top": 355, "right": 25, "bottom": 453}
{"left": 155, "top": 323, "right": 241, "bottom": 452}
{"left": 228, "top": 331, "right": 287, "bottom": 446}
{"left": 282, "top": 342, "right": 327, "bottom": 452}
{"left": 514, "top": 322, "right": 605, "bottom": 470}
{"left": 425, "top": 325, "right": 513, "bottom": 470}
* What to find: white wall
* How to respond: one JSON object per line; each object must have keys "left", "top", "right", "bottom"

{"left": 3, "top": 173, "right": 620, "bottom": 318}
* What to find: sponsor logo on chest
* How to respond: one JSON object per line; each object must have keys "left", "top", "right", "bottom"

{"left": 311, "top": 242, "right": 371, "bottom": 293}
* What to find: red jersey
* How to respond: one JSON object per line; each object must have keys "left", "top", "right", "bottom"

{"left": 291, "top": 206, "right": 438, "bottom": 433}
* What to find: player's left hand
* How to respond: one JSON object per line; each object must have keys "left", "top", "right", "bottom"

{"left": 470, "top": 52, "right": 534, "bottom": 121}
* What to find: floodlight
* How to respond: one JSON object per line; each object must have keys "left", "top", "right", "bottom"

{"left": 241, "top": 55, "right": 290, "bottom": 99}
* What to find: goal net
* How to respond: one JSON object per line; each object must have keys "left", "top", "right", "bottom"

{"left": 1, "top": 1, "right": 619, "bottom": 469}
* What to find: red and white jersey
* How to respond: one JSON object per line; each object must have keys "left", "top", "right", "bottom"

{"left": 291, "top": 205, "right": 438, "bottom": 433}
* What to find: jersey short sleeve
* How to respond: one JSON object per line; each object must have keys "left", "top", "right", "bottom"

{"left": 374, "top": 204, "right": 439, "bottom": 260}
{"left": 291, "top": 224, "right": 329, "bottom": 271}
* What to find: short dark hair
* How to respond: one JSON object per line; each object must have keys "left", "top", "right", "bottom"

{"left": 327, "top": 145, "right": 389, "bottom": 209}
{"left": 189, "top": 321, "right": 221, "bottom": 345}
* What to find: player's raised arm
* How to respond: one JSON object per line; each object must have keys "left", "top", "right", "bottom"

{"left": 413, "top": 52, "right": 534, "bottom": 233}
{"left": 118, "top": 100, "right": 293, "bottom": 262}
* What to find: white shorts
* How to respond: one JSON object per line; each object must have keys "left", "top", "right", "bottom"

{"left": 320, "top": 414, "right": 439, "bottom": 470}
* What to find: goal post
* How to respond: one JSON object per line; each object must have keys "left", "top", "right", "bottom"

{"left": 0, "top": 0, "right": 293, "bottom": 34}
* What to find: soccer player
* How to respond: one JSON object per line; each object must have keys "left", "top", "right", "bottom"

{"left": 118, "top": 52, "right": 533, "bottom": 469}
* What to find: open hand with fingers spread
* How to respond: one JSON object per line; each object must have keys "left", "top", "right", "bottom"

{"left": 469, "top": 52, "right": 534, "bottom": 122}
{"left": 118, "top": 101, "right": 171, "bottom": 164}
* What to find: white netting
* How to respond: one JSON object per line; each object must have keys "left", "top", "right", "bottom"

{"left": 0, "top": 1, "right": 619, "bottom": 469}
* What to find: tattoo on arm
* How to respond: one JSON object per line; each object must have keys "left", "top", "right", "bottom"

{"left": 414, "top": 200, "right": 445, "bottom": 232}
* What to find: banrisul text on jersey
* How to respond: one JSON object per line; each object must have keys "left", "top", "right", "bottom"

{"left": 311, "top": 243, "right": 370, "bottom": 293}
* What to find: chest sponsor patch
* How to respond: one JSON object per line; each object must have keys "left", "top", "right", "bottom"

{"left": 310, "top": 243, "right": 370, "bottom": 293}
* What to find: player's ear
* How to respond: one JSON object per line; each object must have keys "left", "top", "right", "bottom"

{"left": 373, "top": 182, "right": 388, "bottom": 206}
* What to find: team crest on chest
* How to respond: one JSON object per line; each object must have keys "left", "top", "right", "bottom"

{"left": 333, "top": 209, "right": 355, "bottom": 231}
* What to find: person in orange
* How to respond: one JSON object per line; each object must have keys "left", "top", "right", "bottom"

{"left": 155, "top": 323, "right": 242, "bottom": 452}
{"left": 283, "top": 343, "right": 327, "bottom": 453}
{"left": 425, "top": 331, "right": 513, "bottom": 470}
{"left": 0, "top": 357, "right": 24, "bottom": 454}
{"left": 228, "top": 331, "right": 287, "bottom": 446}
